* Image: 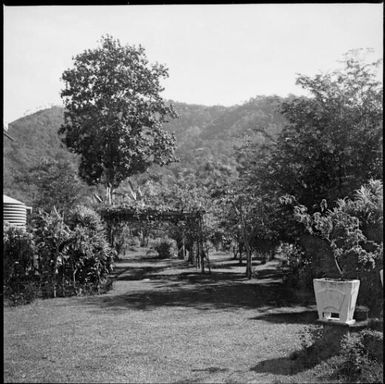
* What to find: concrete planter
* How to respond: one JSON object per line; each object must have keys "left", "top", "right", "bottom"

{"left": 313, "top": 278, "right": 360, "bottom": 325}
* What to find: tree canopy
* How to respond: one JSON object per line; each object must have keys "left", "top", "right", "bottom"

{"left": 272, "top": 53, "right": 383, "bottom": 209}
{"left": 15, "top": 158, "right": 89, "bottom": 213}
{"left": 59, "top": 35, "right": 177, "bottom": 204}
{"left": 241, "top": 52, "right": 383, "bottom": 213}
{"left": 223, "top": 52, "right": 383, "bottom": 252}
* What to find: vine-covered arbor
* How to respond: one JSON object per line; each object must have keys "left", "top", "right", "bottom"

{"left": 99, "top": 206, "right": 211, "bottom": 273}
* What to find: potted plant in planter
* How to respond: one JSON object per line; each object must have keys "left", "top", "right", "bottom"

{"left": 290, "top": 181, "right": 383, "bottom": 325}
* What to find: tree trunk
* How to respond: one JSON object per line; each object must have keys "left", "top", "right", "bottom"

{"left": 177, "top": 239, "right": 184, "bottom": 259}
{"left": 200, "top": 241, "right": 205, "bottom": 274}
{"left": 232, "top": 244, "right": 238, "bottom": 259}
{"left": 198, "top": 217, "right": 205, "bottom": 274}
{"left": 187, "top": 243, "right": 193, "bottom": 264}
{"left": 245, "top": 247, "right": 252, "bottom": 279}
{"left": 106, "top": 184, "right": 114, "bottom": 206}
{"left": 140, "top": 227, "right": 148, "bottom": 247}
{"left": 182, "top": 237, "right": 186, "bottom": 260}
{"left": 203, "top": 245, "right": 211, "bottom": 274}
{"left": 239, "top": 211, "right": 252, "bottom": 279}
{"left": 195, "top": 242, "right": 200, "bottom": 269}
{"left": 239, "top": 242, "right": 244, "bottom": 265}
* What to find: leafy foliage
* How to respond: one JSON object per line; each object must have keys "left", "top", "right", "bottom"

{"left": 293, "top": 325, "right": 383, "bottom": 383}
{"left": 151, "top": 237, "right": 177, "bottom": 259}
{"left": 271, "top": 52, "right": 382, "bottom": 209}
{"left": 4, "top": 206, "right": 114, "bottom": 303}
{"left": 63, "top": 206, "right": 115, "bottom": 292}
{"left": 224, "top": 52, "right": 384, "bottom": 286}
{"left": 3, "top": 223, "right": 37, "bottom": 305}
{"left": 15, "top": 157, "right": 89, "bottom": 213}
{"left": 333, "top": 331, "right": 383, "bottom": 383}
{"left": 31, "top": 208, "right": 72, "bottom": 285}
{"left": 236, "top": 53, "right": 383, "bottom": 251}
{"left": 291, "top": 179, "right": 383, "bottom": 279}
{"left": 59, "top": 35, "right": 177, "bottom": 203}
{"left": 278, "top": 243, "right": 313, "bottom": 289}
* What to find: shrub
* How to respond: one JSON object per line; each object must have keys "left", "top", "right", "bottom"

{"left": 331, "top": 331, "right": 383, "bottom": 383}
{"left": 3, "top": 224, "right": 36, "bottom": 281}
{"left": 128, "top": 236, "right": 141, "bottom": 248}
{"left": 338, "top": 332, "right": 367, "bottom": 379}
{"left": 31, "top": 208, "right": 72, "bottom": 297}
{"left": 151, "top": 237, "right": 177, "bottom": 259}
{"left": 293, "top": 326, "right": 383, "bottom": 383}
{"left": 66, "top": 205, "right": 104, "bottom": 232}
{"left": 4, "top": 206, "right": 115, "bottom": 304}
{"left": 292, "top": 179, "right": 383, "bottom": 280}
{"left": 71, "top": 206, "right": 127, "bottom": 259}
{"left": 3, "top": 223, "right": 38, "bottom": 304}
{"left": 360, "top": 329, "right": 383, "bottom": 362}
{"left": 288, "top": 325, "right": 333, "bottom": 371}
{"left": 111, "top": 224, "right": 132, "bottom": 257}
{"left": 6, "top": 281, "right": 39, "bottom": 306}
{"left": 278, "top": 242, "right": 313, "bottom": 289}
{"left": 31, "top": 206, "right": 114, "bottom": 297}
{"left": 287, "top": 180, "right": 383, "bottom": 314}
{"left": 64, "top": 205, "right": 115, "bottom": 293}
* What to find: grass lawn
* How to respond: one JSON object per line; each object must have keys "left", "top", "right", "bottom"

{"left": 4, "top": 250, "right": 337, "bottom": 383}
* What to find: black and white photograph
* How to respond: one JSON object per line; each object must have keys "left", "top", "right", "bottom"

{"left": 3, "top": 3, "right": 383, "bottom": 383}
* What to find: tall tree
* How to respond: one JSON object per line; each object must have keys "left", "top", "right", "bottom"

{"left": 232, "top": 51, "right": 383, "bottom": 246}
{"left": 272, "top": 52, "right": 383, "bottom": 209}
{"left": 242, "top": 51, "right": 383, "bottom": 213}
{"left": 59, "top": 35, "right": 177, "bottom": 204}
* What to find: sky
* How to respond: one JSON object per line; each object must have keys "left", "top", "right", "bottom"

{"left": 3, "top": 4, "right": 383, "bottom": 126}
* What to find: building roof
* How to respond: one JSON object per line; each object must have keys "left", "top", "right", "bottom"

{"left": 3, "top": 194, "right": 26, "bottom": 206}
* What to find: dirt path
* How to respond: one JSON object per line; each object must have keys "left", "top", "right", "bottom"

{"left": 4, "top": 250, "right": 321, "bottom": 383}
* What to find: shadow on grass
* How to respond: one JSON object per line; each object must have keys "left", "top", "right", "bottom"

{"left": 210, "top": 262, "right": 245, "bottom": 269}
{"left": 110, "top": 257, "right": 191, "bottom": 281}
{"left": 83, "top": 254, "right": 316, "bottom": 316}
{"left": 84, "top": 269, "right": 313, "bottom": 313}
{"left": 249, "top": 310, "right": 318, "bottom": 325}
{"left": 254, "top": 268, "right": 285, "bottom": 280}
{"left": 251, "top": 336, "right": 340, "bottom": 375}
{"left": 191, "top": 367, "right": 229, "bottom": 373}
{"left": 251, "top": 357, "right": 296, "bottom": 375}
{"left": 114, "top": 265, "right": 173, "bottom": 281}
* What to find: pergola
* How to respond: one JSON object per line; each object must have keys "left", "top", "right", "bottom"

{"left": 99, "top": 206, "right": 211, "bottom": 273}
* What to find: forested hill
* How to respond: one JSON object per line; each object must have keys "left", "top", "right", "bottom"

{"left": 3, "top": 96, "right": 287, "bottom": 204}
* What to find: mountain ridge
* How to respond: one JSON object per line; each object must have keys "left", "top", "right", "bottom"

{"left": 3, "top": 97, "right": 288, "bottom": 205}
